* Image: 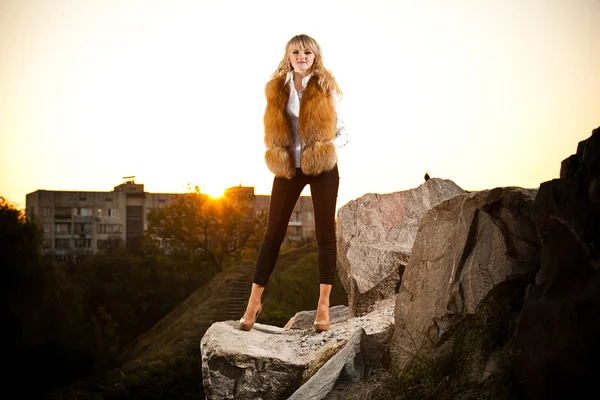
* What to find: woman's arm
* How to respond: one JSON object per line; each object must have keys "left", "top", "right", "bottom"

{"left": 332, "top": 94, "right": 350, "bottom": 150}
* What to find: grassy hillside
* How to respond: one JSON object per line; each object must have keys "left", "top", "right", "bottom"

{"left": 51, "top": 243, "right": 347, "bottom": 399}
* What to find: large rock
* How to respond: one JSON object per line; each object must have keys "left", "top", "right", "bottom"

{"left": 513, "top": 127, "right": 600, "bottom": 400}
{"left": 391, "top": 186, "right": 540, "bottom": 369}
{"left": 337, "top": 178, "right": 465, "bottom": 316}
{"left": 200, "top": 304, "right": 394, "bottom": 400}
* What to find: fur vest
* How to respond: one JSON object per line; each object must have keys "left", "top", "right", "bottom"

{"left": 263, "top": 74, "right": 337, "bottom": 179}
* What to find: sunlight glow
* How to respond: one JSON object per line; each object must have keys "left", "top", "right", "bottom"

{"left": 200, "top": 185, "right": 226, "bottom": 199}
{"left": 0, "top": 0, "right": 598, "bottom": 210}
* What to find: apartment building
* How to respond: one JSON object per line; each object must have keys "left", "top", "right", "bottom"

{"left": 26, "top": 181, "right": 315, "bottom": 262}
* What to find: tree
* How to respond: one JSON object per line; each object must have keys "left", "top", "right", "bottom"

{"left": 0, "top": 196, "right": 43, "bottom": 347}
{"left": 0, "top": 197, "right": 90, "bottom": 393}
{"left": 146, "top": 186, "right": 266, "bottom": 272}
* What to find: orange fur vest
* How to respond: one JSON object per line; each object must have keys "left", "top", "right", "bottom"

{"left": 263, "top": 74, "right": 337, "bottom": 179}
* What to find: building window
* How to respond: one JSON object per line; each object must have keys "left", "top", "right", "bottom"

{"left": 98, "top": 238, "right": 121, "bottom": 250}
{"left": 55, "top": 206, "right": 71, "bottom": 219}
{"left": 55, "top": 239, "right": 70, "bottom": 249}
{"left": 42, "top": 207, "right": 51, "bottom": 217}
{"left": 79, "top": 196, "right": 87, "bottom": 201}
{"left": 73, "top": 223, "right": 92, "bottom": 234}
{"left": 74, "top": 207, "right": 92, "bottom": 216}
{"left": 108, "top": 208, "right": 117, "bottom": 217}
{"left": 42, "top": 239, "right": 52, "bottom": 249}
{"left": 55, "top": 223, "right": 70, "bottom": 234}
{"left": 307, "top": 211, "right": 313, "bottom": 220}
{"left": 105, "top": 197, "right": 113, "bottom": 202}
{"left": 294, "top": 211, "right": 301, "bottom": 221}
{"left": 29, "top": 206, "right": 35, "bottom": 215}
{"left": 74, "top": 239, "right": 91, "bottom": 248}
{"left": 97, "top": 224, "right": 123, "bottom": 234}
{"left": 97, "top": 208, "right": 102, "bottom": 217}
{"left": 55, "top": 254, "right": 70, "bottom": 263}
{"left": 43, "top": 224, "right": 51, "bottom": 233}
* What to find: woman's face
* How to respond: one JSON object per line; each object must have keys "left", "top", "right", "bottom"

{"left": 289, "top": 46, "right": 315, "bottom": 75}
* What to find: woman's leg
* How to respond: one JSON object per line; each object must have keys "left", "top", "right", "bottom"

{"left": 252, "top": 172, "right": 306, "bottom": 286}
{"left": 241, "top": 283, "right": 265, "bottom": 323}
{"left": 316, "top": 283, "right": 332, "bottom": 322}
{"left": 309, "top": 165, "right": 340, "bottom": 327}
{"left": 309, "top": 165, "right": 339, "bottom": 286}
{"left": 242, "top": 171, "right": 306, "bottom": 323}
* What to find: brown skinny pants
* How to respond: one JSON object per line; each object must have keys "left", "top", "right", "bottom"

{"left": 252, "top": 165, "right": 339, "bottom": 286}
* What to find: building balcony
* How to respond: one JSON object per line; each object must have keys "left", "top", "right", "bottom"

{"left": 288, "top": 220, "right": 303, "bottom": 226}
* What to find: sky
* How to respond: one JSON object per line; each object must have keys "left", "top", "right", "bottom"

{"left": 1, "top": 0, "right": 599, "bottom": 212}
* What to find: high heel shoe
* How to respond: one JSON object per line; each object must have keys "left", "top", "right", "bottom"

{"left": 313, "top": 307, "right": 330, "bottom": 333}
{"left": 313, "top": 320, "right": 330, "bottom": 333}
{"left": 239, "top": 304, "right": 262, "bottom": 331}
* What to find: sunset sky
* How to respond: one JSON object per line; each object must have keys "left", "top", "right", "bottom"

{"left": 1, "top": 0, "right": 599, "bottom": 212}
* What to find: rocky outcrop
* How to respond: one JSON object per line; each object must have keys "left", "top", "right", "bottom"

{"left": 200, "top": 304, "right": 393, "bottom": 400}
{"left": 336, "top": 178, "right": 465, "bottom": 316}
{"left": 391, "top": 186, "right": 540, "bottom": 369}
{"left": 513, "top": 127, "right": 600, "bottom": 399}
{"left": 201, "top": 127, "right": 600, "bottom": 398}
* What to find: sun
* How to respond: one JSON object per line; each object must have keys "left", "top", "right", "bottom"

{"left": 200, "top": 184, "right": 225, "bottom": 199}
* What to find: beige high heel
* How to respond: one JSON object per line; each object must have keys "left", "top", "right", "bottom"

{"left": 239, "top": 304, "right": 263, "bottom": 331}
{"left": 313, "top": 307, "right": 330, "bottom": 333}
{"left": 313, "top": 320, "right": 330, "bottom": 333}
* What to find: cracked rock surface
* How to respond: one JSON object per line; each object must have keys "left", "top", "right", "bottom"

{"left": 391, "top": 186, "right": 540, "bottom": 369}
{"left": 337, "top": 178, "right": 465, "bottom": 316}
{"left": 201, "top": 303, "right": 394, "bottom": 400}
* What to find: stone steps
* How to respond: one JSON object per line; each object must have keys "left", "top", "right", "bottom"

{"left": 225, "top": 268, "right": 254, "bottom": 320}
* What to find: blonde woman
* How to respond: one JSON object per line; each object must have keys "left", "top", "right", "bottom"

{"left": 240, "top": 34, "right": 349, "bottom": 333}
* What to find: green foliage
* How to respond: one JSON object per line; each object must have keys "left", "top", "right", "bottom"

{"left": 1, "top": 195, "right": 348, "bottom": 398}
{"left": 102, "top": 348, "right": 204, "bottom": 400}
{"left": 1, "top": 196, "right": 218, "bottom": 397}
{"left": 49, "top": 347, "right": 205, "bottom": 400}
{"left": 1, "top": 198, "right": 90, "bottom": 393}
{"left": 1, "top": 197, "right": 43, "bottom": 339}
{"left": 68, "top": 253, "right": 215, "bottom": 354}
{"left": 146, "top": 186, "right": 266, "bottom": 272}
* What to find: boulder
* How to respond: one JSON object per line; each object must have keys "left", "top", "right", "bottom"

{"left": 201, "top": 303, "right": 394, "bottom": 400}
{"left": 391, "top": 186, "right": 540, "bottom": 369}
{"left": 337, "top": 178, "right": 465, "bottom": 316}
{"left": 513, "top": 127, "right": 600, "bottom": 400}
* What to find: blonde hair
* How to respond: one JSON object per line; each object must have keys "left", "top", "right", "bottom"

{"left": 271, "top": 34, "right": 342, "bottom": 96}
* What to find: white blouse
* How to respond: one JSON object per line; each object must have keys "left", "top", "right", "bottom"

{"left": 284, "top": 71, "right": 350, "bottom": 168}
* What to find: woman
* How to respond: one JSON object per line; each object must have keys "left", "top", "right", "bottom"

{"left": 240, "top": 34, "right": 349, "bottom": 333}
